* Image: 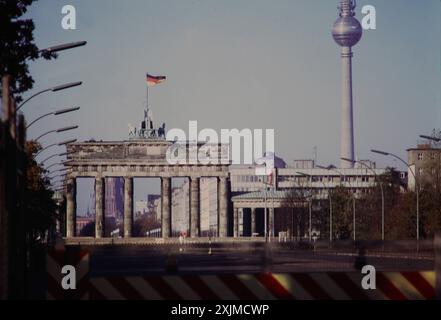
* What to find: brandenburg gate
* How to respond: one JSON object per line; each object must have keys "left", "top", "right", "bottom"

{"left": 65, "top": 140, "right": 230, "bottom": 239}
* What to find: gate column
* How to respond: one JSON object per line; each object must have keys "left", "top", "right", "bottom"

{"left": 124, "top": 177, "right": 133, "bottom": 238}
{"left": 190, "top": 177, "right": 200, "bottom": 237}
{"left": 95, "top": 176, "right": 104, "bottom": 238}
{"left": 66, "top": 178, "right": 76, "bottom": 238}
{"left": 161, "top": 177, "right": 171, "bottom": 238}
{"left": 218, "top": 177, "right": 228, "bottom": 237}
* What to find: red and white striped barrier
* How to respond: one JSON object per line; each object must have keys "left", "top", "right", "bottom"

{"left": 46, "top": 249, "right": 90, "bottom": 300}
{"left": 87, "top": 271, "right": 436, "bottom": 300}
{"left": 45, "top": 248, "right": 436, "bottom": 300}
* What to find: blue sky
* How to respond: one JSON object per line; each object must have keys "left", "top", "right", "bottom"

{"left": 22, "top": 0, "right": 441, "bottom": 212}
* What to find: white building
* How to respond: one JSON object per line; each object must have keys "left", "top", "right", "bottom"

{"left": 230, "top": 159, "right": 385, "bottom": 200}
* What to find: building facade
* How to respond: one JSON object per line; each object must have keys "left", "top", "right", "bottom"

{"left": 65, "top": 140, "right": 230, "bottom": 239}
{"left": 230, "top": 158, "right": 386, "bottom": 238}
{"left": 407, "top": 144, "right": 441, "bottom": 191}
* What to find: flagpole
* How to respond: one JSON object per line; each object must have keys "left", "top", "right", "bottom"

{"left": 146, "top": 81, "right": 149, "bottom": 113}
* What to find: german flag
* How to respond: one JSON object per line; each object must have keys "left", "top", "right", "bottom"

{"left": 146, "top": 73, "right": 166, "bottom": 87}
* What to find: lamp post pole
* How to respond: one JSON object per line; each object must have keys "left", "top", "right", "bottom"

{"left": 298, "top": 171, "right": 332, "bottom": 242}
{"left": 45, "top": 160, "right": 72, "bottom": 172}
{"left": 342, "top": 157, "right": 385, "bottom": 241}
{"left": 17, "top": 82, "right": 82, "bottom": 112}
{"left": 35, "top": 139, "right": 77, "bottom": 158}
{"left": 35, "top": 125, "right": 78, "bottom": 143}
{"left": 372, "top": 149, "right": 420, "bottom": 241}
{"left": 26, "top": 107, "right": 80, "bottom": 129}
{"left": 318, "top": 165, "right": 356, "bottom": 241}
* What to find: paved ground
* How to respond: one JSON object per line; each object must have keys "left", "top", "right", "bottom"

{"left": 84, "top": 243, "right": 435, "bottom": 277}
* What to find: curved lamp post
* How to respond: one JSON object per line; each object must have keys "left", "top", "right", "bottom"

{"left": 17, "top": 82, "right": 82, "bottom": 111}
{"left": 39, "top": 41, "right": 87, "bottom": 55}
{"left": 49, "top": 172, "right": 68, "bottom": 181}
{"left": 46, "top": 167, "right": 71, "bottom": 179}
{"left": 27, "top": 107, "right": 80, "bottom": 129}
{"left": 294, "top": 173, "right": 313, "bottom": 242}
{"left": 342, "top": 157, "right": 385, "bottom": 241}
{"left": 44, "top": 159, "right": 73, "bottom": 172}
{"left": 51, "top": 177, "right": 67, "bottom": 186}
{"left": 35, "top": 139, "right": 77, "bottom": 158}
{"left": 371, "top": 149, "right": 420, "bottom": 241}
{"left": 317, "top": 164, "right": 356, "bottom": 241}
{"left": 35, "top": 125, "right": 78, "bottom": 143}
{"left": 419, "top": 135, "right": 441, "bottom": 143}
{"left": 40, "top": 151, "right": 74, "bottom": 166}
{"left": 297, "top": 171, "right": 333, "bottom": 243}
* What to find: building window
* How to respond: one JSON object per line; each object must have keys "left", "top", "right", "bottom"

{"left": 417, "top": 153, "right": 423, "bottom": 161}
{"left": 418, "top": 168, "right": 423, "bottom": 176}
{"left": 431, "top": 153, "right": 436, "bottom": 160}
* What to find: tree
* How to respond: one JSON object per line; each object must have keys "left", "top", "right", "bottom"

{"left": 79, "top": 221, "right": 95, "bottom": 237}
{"left": 280, "top": 180, "right": 311, "bottom": 240}
{"left": 133, "top": 214, "right": 161, "bottom": 237}
{"left": 25, "top": 140, "right": 57, "bottom": 243}
{"left": 0, "top": 0, "right": 56, "bottom": 101}
{"left": 356, "top": 167, "right": 403, "bottom": 240}
{"left": 330, "top": 186, "right": 353, "bottom": 240}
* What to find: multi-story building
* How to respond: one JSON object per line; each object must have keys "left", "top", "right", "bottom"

{"left": 147, "top": 194, "right": 161, "bottom": 221}
{"left": 278, "top": 160, "right": 384, "bottom": 200}
{"left": 407, "top": 143, "right": 441, "bottom": 191}
{"left": 230, "top": 159, "right": 385, "bottom": 200}
{"left": 229, "top": 156, "right": 386, "bottom": 238}
{"left": 105, "top": 177, "right": 124, "bottom": 220}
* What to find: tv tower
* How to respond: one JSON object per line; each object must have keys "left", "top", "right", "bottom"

{"left": 332, "top": 0, "right": 362, "bottom": 168}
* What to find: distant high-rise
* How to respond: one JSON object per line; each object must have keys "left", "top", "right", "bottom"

{"left": 332, "top": 0, "right": 363, "bottom": 168}
{"left": 105, "top": 177, "right": 124, "bottom": 221}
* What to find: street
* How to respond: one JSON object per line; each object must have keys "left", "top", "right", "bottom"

{"left": 84, "top": 243, "right": 435, "bottom": 277}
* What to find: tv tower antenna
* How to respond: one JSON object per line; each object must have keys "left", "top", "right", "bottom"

{"left": 332, "top": 0, "right": 362, "bottom": 168}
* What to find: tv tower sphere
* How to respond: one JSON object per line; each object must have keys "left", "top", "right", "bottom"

{"left": 332, "top": 16, "right": 362, "bottom": 47}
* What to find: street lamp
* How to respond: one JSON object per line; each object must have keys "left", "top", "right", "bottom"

{"left": 371, "top": 149, "right": 420, "bottom": 241}
{"left": 260, "top": 178, "right": 270, "bottom": 242}
{"left": 26, "top": 107, "right": 80, "bottom": 129}
{"left": 35, "top": 125, "right": 78, "bottom": 142}
{"left": 297, "top": 171, "right": 333, "bottom": 243}
{"left": 341, "top": 157, "right": 385, "bottom": 241}
{"left": 46, "top": 167, "right": 71, "bottom": 176}
{"left": 39, "top": 41, "right": 87, "bottom": 55}
{"left": 317, "top": 164, "right": 357, "bottom": 241}
{"left": 35, "top": 139, "right": 77, "bottom": 157}
{"left": 49, "top": 172, "right": 67, "bottom": 181}
{"left": 40, "top": 151, "right": 74, "bottom": 166}
{"left": 420, "top": 135, "right": 441, "bottom": 143}
{"left": 51, "top": 177, "right": 67, "bottom": 187}
{"left": 44, "top": 159, "right": 73, "bottom": 172}
{"left": 47, "top": 170, "right": 71, "bottom": 180}
{"left": 294, "top": 172, "right": 313, "bottom": 242}
{"left": 17, "top": 82, "right": 82, "bottom": 111}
